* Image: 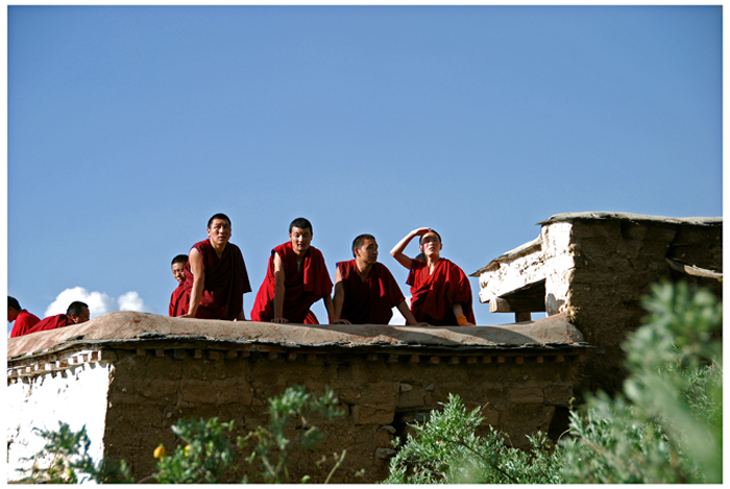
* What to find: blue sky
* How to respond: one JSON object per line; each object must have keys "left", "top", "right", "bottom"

{"left": 6, "top": 5, "right": 723, "bottom": 335}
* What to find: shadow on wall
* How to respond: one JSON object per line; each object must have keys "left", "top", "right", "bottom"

{"left": 546, "top": 293, "right": 565, "bottom": 317}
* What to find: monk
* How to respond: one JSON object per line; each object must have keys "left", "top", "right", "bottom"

{"left": 250, "top": 217, "right": 335, "bottom": 324}
{"left": 181, "top": 213, "right": 251, "bottom": 320}
{"left": 391, "top": 227, "right": 476, "bottom": 326}
{"left": 25, "top": 301, "right": 90, "bottom": 334}
{"left": 331, "top": 234, "right": 425, "bottom": 325}
{"left": 8, "top": 296, "right": 40, "bottom": 338}
{"left": 169, "top": 254, "right": 191, "bottom": 317}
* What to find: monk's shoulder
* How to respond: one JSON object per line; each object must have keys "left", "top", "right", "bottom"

{"left": 273, "top": 242, "right": 291, "bottom": 258}
{"left": 193, "top": 239, "right": 213, "bottom": 256}
{"left": 306, "top": 246, "right": 328, "bottom": 268}
{"left": 337, "top": 259, "right": 356, "bottom": 278}
{"left": 374, "top": 261, "right": 395, "bottom": 277}
{"left": 308, "top": 245, "right": 325, "bottom": 260}
{"left": 226, "top": 242, "right": 245, "bottom": 259}
{"left": 440, "top": 259, "right": 470, "bottom": 283}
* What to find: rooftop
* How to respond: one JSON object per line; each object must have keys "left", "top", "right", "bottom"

{"left": 8, "top": 311, "right": 589, "bottom": 362}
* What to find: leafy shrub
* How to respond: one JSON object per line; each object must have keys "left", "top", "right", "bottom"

{"left": 16, "top": 421, "right": 134, "bottom": 484}
{"left": 560, "top": 281, "right": 722, "bottom": 483}
{"left": 238, "top": 384, "right": 344, "bottom": 483}
{"left": 152, "top": 417, "right": 238, "bottom": 483}
{"left": 386, "top": 281, "right": 722, "bottom": 484}
{"left": 383, "top": 394, "right": 563, "bottom": 484}
{"left": 16, "top": 385, "right": 344, "bottom": 484}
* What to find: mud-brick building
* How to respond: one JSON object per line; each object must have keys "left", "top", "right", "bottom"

{"left": 7, "top": 312, "right": 589, "bottom": 483}
{"left": 7, "top": 211, "right": 721, "bottom": 483}
{"left": 472, "top": 212, "right": 722, "bottom": 394}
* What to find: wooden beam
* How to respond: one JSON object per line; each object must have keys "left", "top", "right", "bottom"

{"left": 665, "top": 257, "right": 723, "bottom": 279}
{"left": 515, "top": 312, "right": 532, "bottom": 322}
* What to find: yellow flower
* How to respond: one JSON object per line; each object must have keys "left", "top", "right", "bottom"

{"left": 184, "top": 445, "right": 190, "bottom": 456}
{"left": 154, "top": 445, "right": 166, "bottom": 459}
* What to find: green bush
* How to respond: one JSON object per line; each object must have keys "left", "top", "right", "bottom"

{"left": 152, "top": 417, "right": 238, "bottom": 483}
{"left": 560, "top": 281, "right": 722, "bottom": 483}
{"left": 238, "top": 384, "right": 344, "bottom": 483}
{"left": 386, "top": 281, "right": 722, "bottom": 484}
{"left": 16, "top": 421, "right": 134, "bottom": 484}
{"left": 16, "top": 385, "right": 344, "bottom": 484}
{"left": 383, "top": 394, "right": 563, "bottom": 484}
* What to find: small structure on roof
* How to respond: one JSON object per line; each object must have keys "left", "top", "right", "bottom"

{"left": 472, "top": 211, "right": 722, "bottom": 394}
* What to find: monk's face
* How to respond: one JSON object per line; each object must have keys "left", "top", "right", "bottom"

{"left": 289, "top": 226, "right": 312, "bottom": 256}
{"left": 207, "top": 218, "right": 231, "bottom": 247}
{"left": 8, "top": 307, "right": 19, "bottom": 322}
{"left": 419, "top": 231, "right": 442, "bottom": 258}
{"left": 71, "top": 306, "right": 90, "bottom": 324}
{"left": 355, "top": 238, "right": 378, "bottom": 265}
{"left": 171, "top": 262, "right": 186, "bottom": 284}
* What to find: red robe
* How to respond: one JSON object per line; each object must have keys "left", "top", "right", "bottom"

{"left": 337, "top": 260, "right": 405, "bottom": 324}
{"left": 250, "top": 242, "right": 333, "bottom": 324}
{"left": 10, "top": 309, "right": 41, "bottom": 338}
{"left": 25, "top": 314, "right": 74, "bottom": 335}
{"left": 169, "top": 283, "right": 191, "bottom": 317}
{"left": 407, "top": 258, "right": 476, "bottom": 326}
{"left": 183, "top": 239, "right": 252, "bottom": 320}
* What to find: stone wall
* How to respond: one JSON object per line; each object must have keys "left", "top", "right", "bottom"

{"left": 7, "top": 312, "right": 588, "bottom": 483}
{"left": 560, "top": 216, "right": 722, "bottom": 394}
{"left": 474, "top": 213, "right": 722, "bottom": 396}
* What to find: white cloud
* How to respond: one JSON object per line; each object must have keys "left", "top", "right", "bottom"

{"left": 45, "top": 287, "right": 155, "bottom": 318}
{"left": 117, "top": 291, "right": 155, "bottom": 313}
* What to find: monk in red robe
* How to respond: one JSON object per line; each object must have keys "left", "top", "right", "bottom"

{"left": 8, "top": 296, "right": 40, "bottom": 338}
{"left": 181, "top": 213, "right": 252, "bottom": 320}
{"left": 250, "top": 217, "right": 335, "bottom": 324}
{"left": 169, "top": 254, "right": 191, "bottom": 317}
{"left": 391, "top": 227, "right": 476, "bottom": 326}
{"left": 331, "top": 234, "right": 425, "bottom": 325}
{"left": 25, "top": 301, "right": 90, "bottom": 334}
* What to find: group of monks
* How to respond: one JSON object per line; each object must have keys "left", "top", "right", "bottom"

{"left": 169, "top": 213, "right": 476, "bottom": 327}
{"left": 8, "top": 296, "right": 90, "bottom": 338}
{"left": 8, "top": 212, "right": 476, "bottom": 339}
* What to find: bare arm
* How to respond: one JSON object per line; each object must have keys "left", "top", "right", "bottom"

{"left": 452, "top": 303, "right": 475, "bottom": 326}
{"left": 272, "top": 252, "right": 288, "bottom": 323}
{"left": 322, "top": 294, "right": 338, "bottom": 324}
{"left": 390, "top": 227, "right": 430, "bottom": 270}
{"left": 182, "top": 248, "right": 204, "bottom": 318}
{"left": 397, "top": 300, "right": 428, "bottom": 326}
{"left": 331, "top": 267, "right": 351, "bottom": 324}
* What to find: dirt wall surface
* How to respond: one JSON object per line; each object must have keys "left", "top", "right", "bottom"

{"left": 544, "top": 214, "right": 722, "bottom": 395}
{"left": 7, "top": 312, "right": 589, "bottom": 483}
{"left": 103, "top": 345, "right": 583, "bottom": 482}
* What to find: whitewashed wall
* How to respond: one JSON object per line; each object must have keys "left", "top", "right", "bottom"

{"left": 7, "top": 352, "right": 113, "bottom": 482}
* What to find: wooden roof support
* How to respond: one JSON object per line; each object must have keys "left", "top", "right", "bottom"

{"left": 665, "top": 257, "right": 723, "bottom": 279}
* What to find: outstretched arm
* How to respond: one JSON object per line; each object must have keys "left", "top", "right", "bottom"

{"left": 397, "top": 300, "right": 428, "bottom": 326}
{"left": 272, "top": 252, "right": 288, "bottom": 323}
{"left": 331, "top": 267, "right": 351, "bottom": 324}
{"left": 452, "top": 303, "right": 475, "bottom": 326}
{"left": 182, "top": 248, "right": 204, "bottom": 318}
{"left": 390, "top": 227, "right": 430, "bottom": 270}
{"left": 322, "top": 294, "right": 340, "bottom": 324}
